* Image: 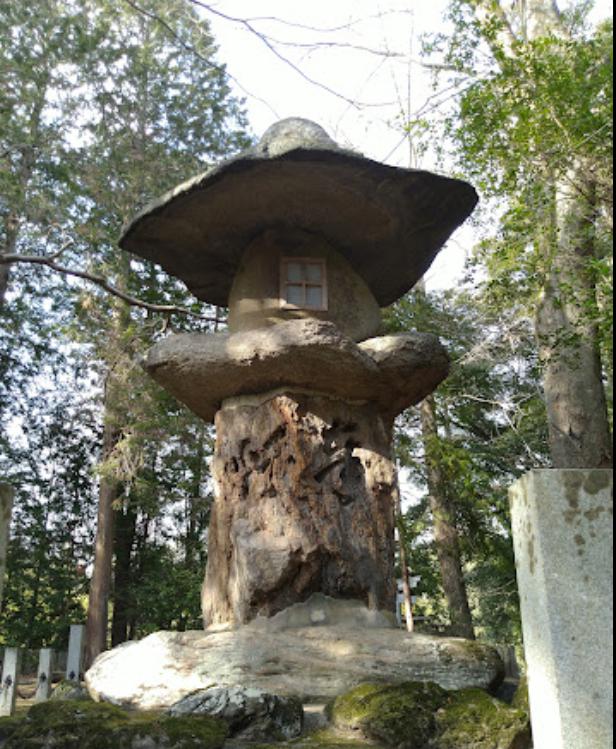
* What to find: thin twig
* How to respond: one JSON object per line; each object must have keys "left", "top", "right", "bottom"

{"left": 188, "top": 0, "right": 400, "bottom": 109}
{"left": 0, "top": 252, "right": 222, "bottom": 322}
{"left": 121, "top": 0, "right": 279, "bottom": 118}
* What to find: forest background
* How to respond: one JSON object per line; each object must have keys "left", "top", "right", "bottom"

{"left": 0, "top": 0, "right": 612, "bottom": 662}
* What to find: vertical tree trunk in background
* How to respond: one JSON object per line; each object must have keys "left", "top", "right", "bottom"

{"left": 420, "top": 396, "right": 475, "bottom": 640}
{"left": 185, "top": 424, "right": 206, "bottom": 568}
{"left": 537, "top": 175, "right": 613, "bottom": 468}
{"left": 85, "top": 380, "right": 121, "bottom": 668}
{"left": 394, "top": 479, "right": 414, "bottom": 632}
{"left": 0, "top": 484, "right": 14, "bottom": 612}
{"left": 469, "top": 0, "right": 613, "bottom": 470}
{"left": 111, "top": 501, "right": 137, "bottom": 647}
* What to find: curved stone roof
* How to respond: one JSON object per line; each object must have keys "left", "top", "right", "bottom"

{"left": 119, "top": 118, "right": 478, "bottom": 308}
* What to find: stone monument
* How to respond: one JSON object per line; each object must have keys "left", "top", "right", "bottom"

{"left": 119, "top": 118, "right": 478, "bottom": 628}
{"left": 510, "top": 469, "right": 613, "bottom": 749}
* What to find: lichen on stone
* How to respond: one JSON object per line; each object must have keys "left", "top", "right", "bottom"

{"left": 2, "top": 699, "right": 228, "bottom": 749}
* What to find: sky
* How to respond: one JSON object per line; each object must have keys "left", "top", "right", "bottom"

{"left": 202, "top": 0, "right": 613, "bottom": 290}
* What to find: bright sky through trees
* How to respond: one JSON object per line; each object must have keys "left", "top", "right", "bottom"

{"left": 203, "top": 0, "right": 613, "bottom": 289}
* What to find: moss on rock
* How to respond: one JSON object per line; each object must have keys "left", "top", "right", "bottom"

{"left": 330, "top": 682, "right": 448, "bottom": 748}
{"left": 431, "top": 688, "right": 531, "bottom": 749}
{"left": 511, "top": 677, "right": 529, "bottom": 714}
{"left": 3, "top": 699, "right": 228, "bottom": 749}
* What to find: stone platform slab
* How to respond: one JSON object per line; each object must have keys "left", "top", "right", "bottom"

{"left": 86, "top": 599, "right": 503, "bottom": 711}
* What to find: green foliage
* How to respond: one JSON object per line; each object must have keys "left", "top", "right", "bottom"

{"left": 427, "top": 1, "right": 613, "bottom": 398}
{"left": 388, "top": 288, "right": 547, "bottom": 643}
{"left": 0, "top": 386, "right": 98, "bottom": 648}
{"left": 0, "top": 0, "right": 249, "bottom": 649}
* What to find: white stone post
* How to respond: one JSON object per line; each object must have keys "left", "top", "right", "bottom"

{"left": 36, "top": 648, "right": 54, "bottom": 702}
{"left": 0, "top": 484, "right": 14, "bottom": 614}
{"left": 0, "top": 647, "right": 21, "bottom": 716}
{"left": 66, "top": 625, "right": 85, "bottom": 683}
{"left": 510, "top": 469, "right": 613, "bottom": 749}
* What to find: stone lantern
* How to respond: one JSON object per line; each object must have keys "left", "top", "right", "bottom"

{"left": 120, "top": 118, "right": 478, "bottom": 628}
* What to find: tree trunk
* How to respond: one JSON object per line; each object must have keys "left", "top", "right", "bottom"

{"left": 420, "top": 396, "right": 475, "bottom": 640}
{"left": 85, "top": 386, "right": 121, "bottom": 668}
{"left": 111, "top": 500, "right": 137, "bottom": 647}
{"left": 0, "top": 484, "right": 14, "bottom": 614}
{"left": 536, "top": 173, "right": 613, "bottom": 468}
{"left": 394, "top": 479, "right": 414, "bottom": 632}
{"left": 470, "top": 0, "right": 613, "bottom": 469}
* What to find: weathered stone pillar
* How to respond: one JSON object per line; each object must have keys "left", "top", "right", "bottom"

{"left": 509, "top": 469, "right": 613, "bottom": 749}
{"left": 203, "top": 391, "right": 397, "bottom": 626}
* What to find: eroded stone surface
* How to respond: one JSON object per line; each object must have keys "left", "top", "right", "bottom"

{"left": 168, "top": 686, "right": 303, "bottom": 741}
{"left": 203, "top": 393, "right": 397, "bottom": 626}
{"left": 85, "top": 615, "right": 504, "bottom": 710}
{"left": 227, "top": 229, "right": 383, "bottom": 342}
{"left": 510, "top": 469, "right": 613, "bottom": 749}
{"left": 145, "top": 319, "right": 449, "bottom": 423}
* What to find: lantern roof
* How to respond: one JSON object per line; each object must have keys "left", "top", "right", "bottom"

{"left": 119, "top": 118, "right": 478, "bottom": 307}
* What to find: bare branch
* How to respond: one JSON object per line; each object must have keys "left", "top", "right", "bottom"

{"left": 0, "top": 252, "right": 222, "bottom": 322}
{"left": 188, "top": 0, "right": 399, "bottom": 109}
{"left": 236, "top": 10, "right": 415, "bottom": 34}
{"left": 121, "top": 0, "right": 280, "bottom": 119}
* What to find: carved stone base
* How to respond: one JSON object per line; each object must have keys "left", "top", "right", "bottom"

{"left": 202, "top": 391, "right": 397, "bottom": 626}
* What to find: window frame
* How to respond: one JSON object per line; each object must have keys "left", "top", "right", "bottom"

{"left": 279, "top": 257, "right": 328, "bottom": 312}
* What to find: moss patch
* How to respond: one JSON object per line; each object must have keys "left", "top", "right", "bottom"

{"left": 3, "top": 699, "right": 228, "bottom": 749}
{"left": 431, "top": 688, "right": 531, "bottom": 749}
{"left": 0, "top": 715, "right": 23, "bottom": 742}
{"left": 511, "top": 677, "right": 529, "bottom": 714}
{"left": 330, "top": 682, "right": 448, "bottom": 748}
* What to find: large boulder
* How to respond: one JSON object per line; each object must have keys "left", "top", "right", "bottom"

{"left": 328, "top": 682, "right": 531, "bottom": 749}
{"left": 168, "top": 686, "right": 303, "bottom": 742}
{"left": 85, "top": 599, "right": 504, "bottom": 710}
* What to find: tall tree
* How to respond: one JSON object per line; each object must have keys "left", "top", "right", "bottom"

{"left": 430, "top": 0, "right": 613, "bottom": 468}
{"left": 1, "top": 0, "right": 249, "bottom": 663}
{"left": 71, "top": 0, "right": 249, "bottom": 665}
{"left": 390, "top": 286, "right": 548, "bottom": 643}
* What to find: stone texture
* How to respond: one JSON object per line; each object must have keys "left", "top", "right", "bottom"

{"left": 145, "top": 319, "right": 449, "bottom": 424}
{"left": 120, "top": 118, "right": 478, "bottom": 308}
{"left": 509, "top": 469, "right": 613, "bottom": 749}
{"left": 85, "top": 611, "right": 504, "bottom": 710}
{"left": 203, "top": 393, "right": 397, "bottom": 626}
{"left": 167, "top": 686, "right": 303, "bottom": 741}
{"left": 227, "top": 228, "right": 383, "bottom": 342}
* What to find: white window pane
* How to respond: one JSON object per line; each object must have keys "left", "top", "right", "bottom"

{"left": 286, "top": 285, "right": 304, "bottom": 306}
{"left": 305, "top": 263, "right": 322, "bottom": 283}
{"left": 306, "top": 285, "right": 323, "bottom": 309}
{"left": 287, "top": 262, "right": 303, "bottom": 283}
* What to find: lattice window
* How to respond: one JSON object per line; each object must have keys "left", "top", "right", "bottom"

{"left": 280, "top": 258, "right": 328, "bottom": 311}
